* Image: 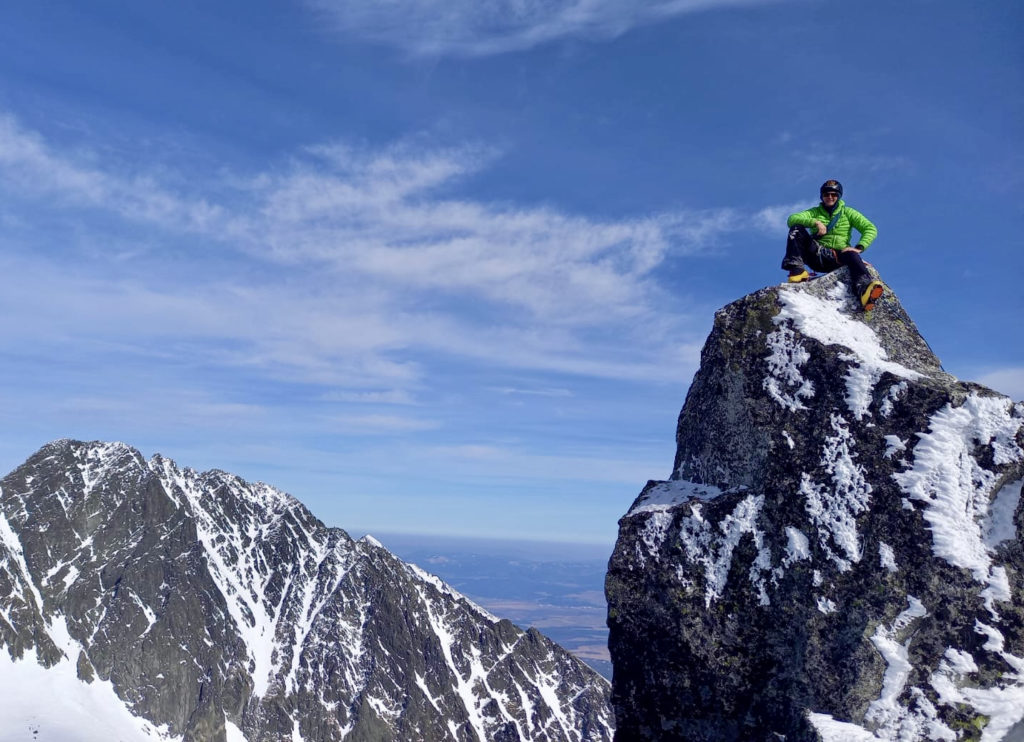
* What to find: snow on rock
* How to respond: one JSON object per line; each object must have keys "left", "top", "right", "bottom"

{"left": 682, "top": 494, "right": 770, "bottom": 607}
{"left": 150, "top": 459, "right": 295, "bottom": 698}
{"left": 807, "top": 712, "right": 879, "bottom": 742}
{"left": 783, "top": 526, "right": 810, "bottom": 566}
{"left": 930, "top": 640, "right": 1024, "bottom": 742}
{"left": 883, "top": 435, "right": 906, "bottom": 459}
{"left": 864, "top": 597, "right": 937, "bottom": 737}
{"left": 0, "top": 645, "right": 180, "bottom": 742}
{"left": 624, "top": 487, "right": 773, "bottom": 607}
{"left": 627, "top": 479, "right": 725, "bottom": 515}
{"left": 800, "top": 413, "right": 873, "bottom": 571}
{"left": 764, "top": 322, "right": 815, "bottom": 412}
{"left": 985, "top": 478, "right": 1023, "bottom": 549}
{"left": 775, "top": 285, "right": 921, "bottom": 421}
{"left": 878, "top": 542, "right": 897, "bottom": 572}
{"left": 608, "top": 273, "right": 1024, "bottom": 741}
{"left": 0, "top": 439, "right": 614, "bottom": 742}
{"left": 893, "top": 394, "right": 1023, "bottom": 596}
{"left": 224, "top": 720, "right": 248, "bottom": 742}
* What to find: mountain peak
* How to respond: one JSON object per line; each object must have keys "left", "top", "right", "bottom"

{"left": 0, "top": 440, "right": 613, "bottom": 741}
{"left": 608, "top": 274, "right": 1024, "bottom": 741}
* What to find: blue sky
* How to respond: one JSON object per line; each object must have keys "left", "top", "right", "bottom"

{"left": 0, "top": 0, "right": 1020, "bottom": 545}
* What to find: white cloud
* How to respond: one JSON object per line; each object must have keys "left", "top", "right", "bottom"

{"left": 0, "top": 113, "right": 777, "bottom": 397}
{"left": 56, "top": 394, "right": 268, "bottom": 430}
{"left": 786, "top": 148, "right": 915, "bottom": 186}
{"left": 322, "top": 390, "right": 420, "bottom": 405}
{"left": 977, "top": 368, "right": 1024, "bottom": 402}
{"left": 424, "top": 442, "right": 664, "bottom": 483}
{"left": 0, "top": 115, "right": 225, "bottom": 234}
{"left": 752, "top": 202, "right": 806, "bottom": 234}
{"left": 304, "top": 0, "right": 786, "bottom": 57}
{"left": 322, "top": 413, "right": 441, "bottom": 433}
{"left": 493, "top": 386, "right": 574, "bottom": 397}
{"left": 243, "top": 149, "right": 696, "bottom": 328}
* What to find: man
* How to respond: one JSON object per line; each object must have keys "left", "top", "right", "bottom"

{"left": 783, "top": 179, "right": 884, "bottom": 311}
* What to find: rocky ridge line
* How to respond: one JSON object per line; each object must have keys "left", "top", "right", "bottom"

{"left": 0, "top": 439, "right": 613, "bottom": 741}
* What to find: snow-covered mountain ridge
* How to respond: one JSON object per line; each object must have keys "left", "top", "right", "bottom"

{"left": 606, "top": 270, "right": 1024, "bottom": 741}
{"left": 0, "top": 440, "right": 613, "bottom": 741}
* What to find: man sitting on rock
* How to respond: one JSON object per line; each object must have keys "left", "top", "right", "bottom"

{"left": 782, "top": 179, "right": 884, "bottom": 311}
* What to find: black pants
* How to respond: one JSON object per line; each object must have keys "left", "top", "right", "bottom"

{"left": 782, "top": 226, "right": 870, "bottom": 290}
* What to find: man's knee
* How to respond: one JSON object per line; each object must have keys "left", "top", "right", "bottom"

{"left": 839, "top": 249, "right": 864, "bottom": 266}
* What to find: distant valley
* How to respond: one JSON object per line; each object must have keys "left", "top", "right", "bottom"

{"left": 370, "top": 533, "right": 613, "bottom": 680}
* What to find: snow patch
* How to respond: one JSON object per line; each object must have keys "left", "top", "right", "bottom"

{"left": 636, "top": 510, "right": 673, "bottom": 566}
{"left": 407, "top": 562, "right": 500, "bottom": 624}
{"left": 893, "top": 394, "right": 1023, "bottom": 610}
{"left": 880, "top": 382, "right": 908, "bottom": 417}
{"left": 883, "top": 435, "right": 906, "bottom": 459}
{"left": 673, "top": 495, "right": 771, "bottom": 607}
{"left": 225, "top": 720, "right": 247, "bottom": 742}
{"left": 943, "top": 648, "right": 978, "bottom": 675}
{"left": 0, "top": 504, "right": 45, "bottom": 613}
{"left": 984, "top": 478, "right": 1022, "bottom": 549}
{"left": 980, "top": 567, "right": 1011, "bottom": 614}
{"left": 801, "top": 414, "right": 872, "bottom": 570}
{"left": 930, "top": 634, "right": 1024, "bottom": 742}
{"left": 844, "top": 364, "right": 885, "bottom": 421}
{"left": 865, "top": 597, "right": 929, "bottom": 736}
{"left": 149, "top": 460, "right": 301, "bottom": 697}
{"left": 878, "top": 542, "right": 897, "bottom": 572}
{"left": 627, "top": 479, "right": 724, "bottom": 515}
{"left": 807, "top": 712, "right": 877, "bottom": 741}
{"left": 0, "top": 646, "right": 181, "bottom": 742}
{"left": 763, "top": 323, "right": 814, "bottom": 412}
{"left": 783, "top": 526, "right": 810, "bottom": 566}
{"left": 776, "top": 289, "right": 921, "bottom": 420}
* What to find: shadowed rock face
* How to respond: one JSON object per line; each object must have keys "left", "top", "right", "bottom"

{"left": 606, "top": 270, "right": 1024, "bottom": 742}
{"left": 0, "top": 441, "right": 614, "bottom": 742}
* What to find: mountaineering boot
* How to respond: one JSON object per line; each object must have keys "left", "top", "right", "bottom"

{"left": 859, "top": 280, "right": 884, "bottom": 311}
{"left": 787, "top": 269, "right": 810, "bottom": 283}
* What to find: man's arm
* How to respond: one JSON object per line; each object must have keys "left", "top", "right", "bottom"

{"left": 845, "top": 207, "right": 878, "bottom": 249}
{"left": 787, "top": 207, "right": 826, "bottom": 236}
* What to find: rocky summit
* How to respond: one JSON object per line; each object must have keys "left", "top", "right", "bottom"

{"left": 0, "top": 440, "right": 613, "bottom": 741}
{"left": 606, "top": 270, "right": 1024, "bottom": 741}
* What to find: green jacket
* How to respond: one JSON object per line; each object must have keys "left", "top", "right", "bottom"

{"left": 787, "top": 199, "right": 878, "bottom": 250}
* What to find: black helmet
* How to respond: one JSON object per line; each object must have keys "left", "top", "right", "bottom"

{"left": 820, "top": 179, "right": 843, "bottom": 198}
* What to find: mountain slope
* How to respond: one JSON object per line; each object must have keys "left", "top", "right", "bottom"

{"left": 0, "top": 440, "right": 613, "bottom": 741}
{"left": 606, "top": 270, "right": 1024, "bottom": 741}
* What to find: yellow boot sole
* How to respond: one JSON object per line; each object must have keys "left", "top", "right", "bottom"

{"left": 860, "top": 280, "right": 884, "bottom": 311}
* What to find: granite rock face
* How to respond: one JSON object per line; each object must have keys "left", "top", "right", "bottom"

{"left": 606, "top": 270, "right": 1024, "bottom": 741}
{"left": 0, "top": 440, "right": 613, "bottom": 741}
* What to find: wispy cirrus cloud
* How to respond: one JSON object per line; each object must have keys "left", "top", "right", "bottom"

{"left": 322, "top": 413, "right": 442, "bottom": 434}
{"left": 303, "top": 0, "right": 788, "bottom": 57}
{"left": 784, "top": 147, "right": 915, "bottom": 187}
{"left": 751, "top": 202, "right": 807, "bottom": 234}
{"left": 0, "top": 115, "right": 226, "bottom": 234}
{"left": 0, "top": 113, "right": 773, "bottom": 398}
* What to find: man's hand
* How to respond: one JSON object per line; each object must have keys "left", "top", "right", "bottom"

{"left": 841, "top": 246, "right": 862, "bottom": 253}
{"left": 813, "top": 220, "right": 827, "bottom": 236}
